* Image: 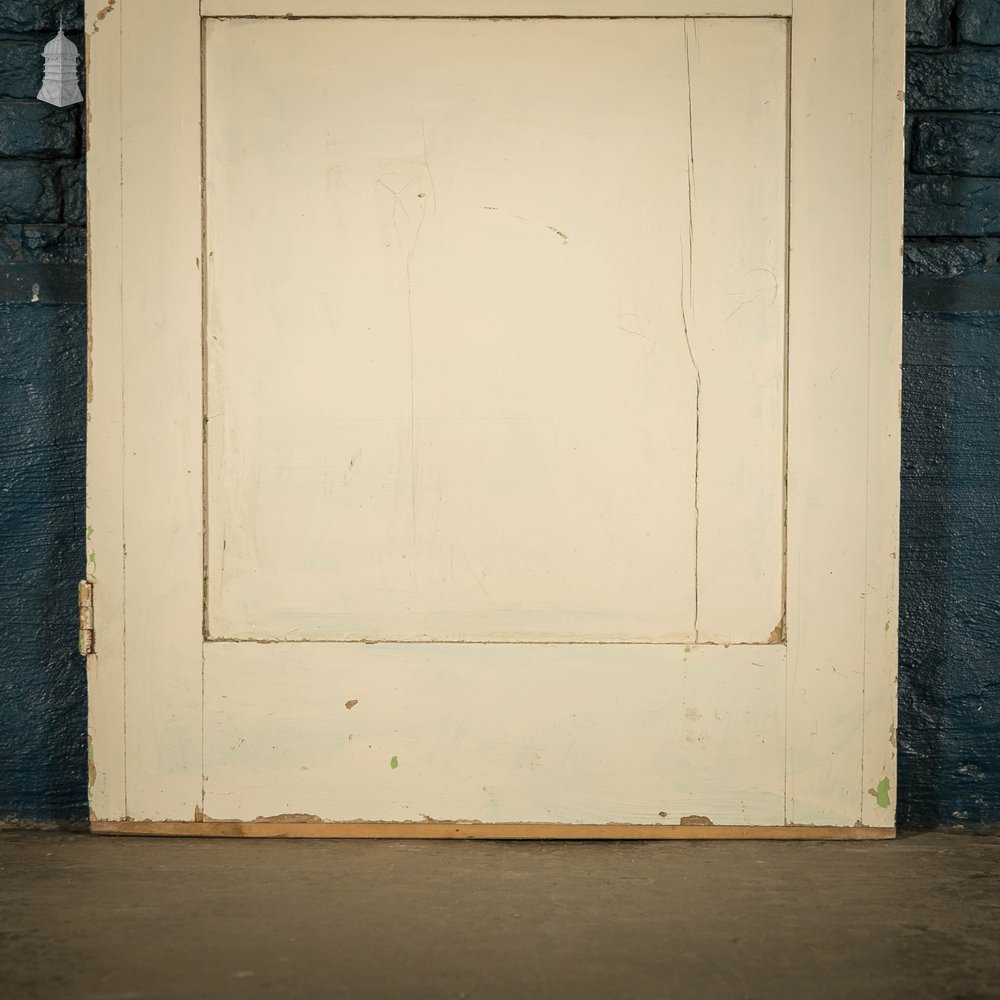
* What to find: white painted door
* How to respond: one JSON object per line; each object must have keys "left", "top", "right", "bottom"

{"left": 86, "top": 0, "right": 904, "bottom": 835}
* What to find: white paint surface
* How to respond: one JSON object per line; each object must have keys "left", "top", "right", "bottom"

{"left": 204, "top": 641, "right": 786, "bottom": 824}
{"left": 205, "top": 17, "right": 786, "bottom": 643}
{"left": 203, "top": 1, "right": 792, "bottom": 14}
{"left": 87, "top": 0, "right": 904, "bottom": 830}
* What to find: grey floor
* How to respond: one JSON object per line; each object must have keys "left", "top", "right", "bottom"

{"left": 1, "top": 831, "right": 999, "bottom": 999}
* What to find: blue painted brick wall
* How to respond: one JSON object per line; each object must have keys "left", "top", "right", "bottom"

{"left": 903, "top": 0, "right": 1000, "bottom": 826}
{"left": 0, "top": 1, "right": 87, "bottom": 825}
{"left": 1, "top": 1, "right": 999, "bottom": 827}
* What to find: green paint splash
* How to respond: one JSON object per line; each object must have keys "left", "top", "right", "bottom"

{"left": 390, "top": 755, "right": 399, "bottom": 770}
{"left": 875, "top": 776, "right": 890, "bottom": 808}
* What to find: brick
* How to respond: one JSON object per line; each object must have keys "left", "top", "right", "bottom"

{"left": 912, "top": 115, "right": 1000, "bottom": 176}
{"left": 21, "top": 224, "right": 85, "bottom": 265}
{"left": 0, "top": 262, "right": 86, "bottom": 304}
{"left": 0, "top": 161, "right": 61, "bottom": 223}
{"left": 906, "top": 175, "right": 1000, "bottom": 235}
{"left": 0, "top": 223, "right": 85, "bottom": 266}
{"left": 958, "top": 0, "right": 1000, "bottom": 44}
{"left": 907, "top": 50, "right": 1000, "bottom": 111}
{"left": 0, "top": 42, "right": 42, "bottom": 101}
{"left": 0, "top": 101, "right": 78, "bottom": 159}
{"left": 904, "top": 237, "right": 1000, "bottom": 275}
{"left": 0, "top": 224, "right": 21, "bottom": 262}
{"left": 908, "top": 0, "right": 955, "bottom": 47}
{"left": 1, "top": 34, "right": 85, "bottom": 97}
{"left": 904, "top": 313, "right": 1000, "bottom": 368}
{"left": 0, "top": 1, "right": 84, "bottom": 33}
{"left": 904, "top": 271, "right": 1000, "bottom": 309}
{"left": 61, "top": 162, "right": 85, "bottom": 226}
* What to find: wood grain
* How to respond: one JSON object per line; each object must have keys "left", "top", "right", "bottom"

{"left": 684, "top": 17, "right": 787, "bottom": 643}
{"left": 92, "top": 821, "right": 894, "bottom": 840}
{"left": 88, "top": 0, "right": 903, "bottom": 831}
{"left": 860, "top": 0, "right": 904, "bottom": 828}
{"left": 783, "top": 0, "right": 902, "bottom": 829}
{"left": 203, "top": 641, "right": 787, "bottom": 827}
{"left": 119, "top": 0, "right": 204, "bottom": 820}
{"left": 84, "top": 0, "right": 126, "bottom": 822}
{"left": 204, "top": 16, "right": 702, "bottom": 643}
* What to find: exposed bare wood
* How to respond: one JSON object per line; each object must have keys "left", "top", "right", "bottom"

{"left": 92, "top": 821, "right": 895, "bottom": 840}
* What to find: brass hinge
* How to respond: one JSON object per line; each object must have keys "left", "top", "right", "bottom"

{"left": 78, "top": 580, "right": 95, "bottom": 656}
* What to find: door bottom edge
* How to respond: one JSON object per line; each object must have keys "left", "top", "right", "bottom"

{"left": 90, "top": 821, "right": 896, "bottom": 840}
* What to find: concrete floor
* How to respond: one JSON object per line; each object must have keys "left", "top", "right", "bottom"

{"left": 1, "top": 832, "right": 998, "bottom": 999}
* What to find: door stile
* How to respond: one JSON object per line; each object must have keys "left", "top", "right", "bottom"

{"left": 860, "top": 0, "right": 904, "bottom": 828}
{"left": 784, "top": 0, "right": 902, "bottom": 828}
{"left": 119, "top": 0, "right": 205, "bottom": 822}
{"left": 85, "top": 0, "right": 126, "bottom": 821}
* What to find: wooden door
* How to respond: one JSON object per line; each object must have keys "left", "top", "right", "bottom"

{"left": 85, "top": 0, "right": 904, "bottom": 837}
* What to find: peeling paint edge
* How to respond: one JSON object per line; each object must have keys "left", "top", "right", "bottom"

{"left": 89, "top": 0, "right": 118, "bottom": 36}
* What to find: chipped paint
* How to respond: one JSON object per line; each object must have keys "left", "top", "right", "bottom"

{"left": 87, "top": 735, "right": 96, "bottom": 789}
{"left": 679, "top": 815, "right": 714, "bottom": 826}
{"left": 889, "top": 723, "right": 897, "bottom": 749}
{"left": 85, "top": 144, "right": 94, "bottom": 404}
{"left": 876, "top": 777, "right": 891, "bottom": 808}
{"left": 84, "top": 46, "right": 92, "bottom": 154}
{"left": 193, "top": 804, "right": 204, "bottom": 822}
{"left": 867, "top": 777, "right": 891, "bottom": 809}
{"left": 390, "top": 755, "right": 399, "bottom": 770}
{"left": 344, "top": 699, "right": 358, "bottom": 710}
{"left": 250, "top": 813, "right": 323, "bottom": 823}
{"left": 78, "top": 580, "right": 94, "bottom": 657}
{"left": 417, "top": 814, "right": 486, "bottom": 824}
{"left": 90, "top": 0, "right": 117, "bottom": 35}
